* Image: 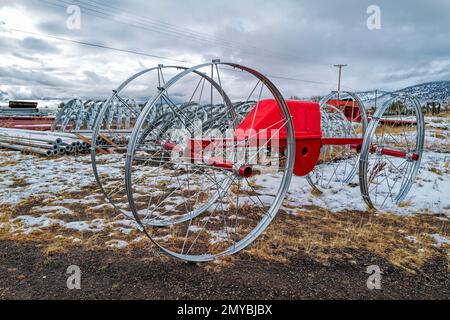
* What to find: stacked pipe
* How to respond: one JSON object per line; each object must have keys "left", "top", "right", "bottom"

{"left": 0, "top": 107, "right": 50, "bottom": 117}
{"left": 0, "top": 128, "right": 91, "bottom": 157}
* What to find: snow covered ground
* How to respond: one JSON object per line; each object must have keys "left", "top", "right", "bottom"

{"left": 283, "top": 150, "right": 449, "bottom": 215}
{"left": 0, "top": 115, "right": 448, "bottom": 246}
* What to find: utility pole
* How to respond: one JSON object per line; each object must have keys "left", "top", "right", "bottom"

{"left": 334, "top": 64, "right": 347, "bottom": 100}
{"left": 374, "top": 89, "right": 378, "bottom": 111}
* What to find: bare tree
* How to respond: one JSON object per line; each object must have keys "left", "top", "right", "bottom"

{"left": 310, "top": 96, "right": 323, "bottom": 103}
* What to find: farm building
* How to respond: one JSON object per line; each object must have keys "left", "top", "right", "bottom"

{"left": 326, "top": 98, "right": 362, "bottom": 123}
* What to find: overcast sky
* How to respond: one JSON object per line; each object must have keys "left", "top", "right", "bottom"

{"left": 0, "top": 0, "right": 449, "bottom": 101}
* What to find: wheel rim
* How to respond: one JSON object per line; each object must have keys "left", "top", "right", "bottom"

{"left": 91, "top": 65, "right": 185, "bottom": 219}
{"left": 307, "top": 91, "right": 367, "bottom": 192}
{"left": 359, "top": 95, "right": 424, "bottom": 210}
{"left": 52, "top": 99, "right": 84, "bottom": 132}
{"left": 125, "top": 62, "right": 295, "bottom": 261}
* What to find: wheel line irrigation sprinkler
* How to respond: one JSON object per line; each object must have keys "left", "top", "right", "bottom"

{"left": 0, "top": 60, "right": 420, "bottom": 262}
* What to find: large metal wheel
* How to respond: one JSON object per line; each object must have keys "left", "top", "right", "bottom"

{"left": 51, "top": 99, "right": 85, "bottom": 132}
{"left": 91, "top": 65, "right": 185, "bottom": 218}
{"left": 359, "top": 95, "right": 424, "bottom": 210}
{"left": 125, "top": 61, "right": 295, "bottom": 261}
{"left": 307, "top": 91, "right": 367, "bottom": 193}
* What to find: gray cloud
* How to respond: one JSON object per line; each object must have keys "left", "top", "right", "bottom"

{"left": 0, "top": 0, "right": 449, "bottom": 100}
{"left": 22, "top": 36, "right": 60, "bottom": 53}
{"left": 0, "top": 65, "right": 73, "bottom": 87}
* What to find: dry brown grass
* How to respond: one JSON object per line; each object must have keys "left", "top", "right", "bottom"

{"left": 429, "top": 167, "right": 443, "bottom": 176}
{"left": 398, "top": 201, "right": 413, "bottom": 208}
{"left": 243, "top": 208, "right": 449, "bottom": 273}
{"left": 0, "top": 160, "right": 19, "bottom": 167}
{"left": 375, "top": 124, "right": 417, "bottom": 135}
{"left": 433, "top": 110, "right": 450, "bottom": 119}
{"left": 0, "top": 197, "right": 45, "bottom": 220}
{"left": 0, "top": 193, "right": 448, "bottom": 274}
{"left": 432, "top": 132, "right": 449, "bottom": 140}
{"left": 10, "top": 177, "right": 30, "bottom": 188}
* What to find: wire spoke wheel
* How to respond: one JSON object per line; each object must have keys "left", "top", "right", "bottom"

{"left": 307, "top": 91, "right": 367, "bottom": 193}
{"left": 91, "top": 65, "right": 185, "bottom": 218}
{"left": 359, "top": 95, "right": 424, "bottom": 210}
{"left": 125, "top": 62, "right": 295, "bottom": 261}
{"left": 51, "top": 99, "right": 86, "bottom": 132}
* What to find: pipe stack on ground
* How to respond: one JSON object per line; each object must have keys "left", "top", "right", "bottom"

{"left": 0, "top": 128, "right": 91, "bottom": 157}
{"left": 0, "top": 108, "right": 50, "bottom": 117}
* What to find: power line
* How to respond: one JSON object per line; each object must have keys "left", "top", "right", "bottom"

{"left": 2, "top": 26, "right": 189, "bottom": 64}
{"left": 38, "top": 0, "right": 268, "bottom": 57}
{"left": 38, "top": 0, "right": 331, "bottom": 67}
{"left": 68, "top": 0, "right": 243, "bottom": 47}
{"left": 264, "top": 74, "right": 334, "bottom": 85}
{"left": 83, "top": 0, "right": 244, "bottom": 46}
{"left": 40, "top": 0, "right": 242, "bottom": 53}
{"left": 1, "top": 25, "right": 339, "bottom": 88}
{"left": 71, "top": 0, "right": 332, "bottom": 66}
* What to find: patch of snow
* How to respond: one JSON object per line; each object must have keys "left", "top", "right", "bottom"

{"left": 107, "top": 240, "right": 128, "bottom": 249}
{"left": 117, "top": 227, "right": 133, "bottom": 235}
{"left": 188, "top": 225, "right": 203, "bottom": 232}
{"left": 13, "top": 215, "right": 105, "bottom": 233}
{"left": 405, "top": 236, "right": 419, "bottom": 244}
{"left": 14, "top": 215, "right": 62, "bottom": 228}
{"left": 34, "top": 206, "right": 73, "bottom": 215}
{"left": 279, "top": 151, "right": 450, "bottom": 216}
{"left": 428, "top": 233, "right": 450, "bottom": 247}
{"left": 132, "top": 236, "right": 145, "bottom": 243}
{"left": 209, "top": 230, "right": 229, "bottom": 244}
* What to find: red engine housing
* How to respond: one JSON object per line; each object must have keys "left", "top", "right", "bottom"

{"left": 236, "top": 99, "right": 322, "bottom": 176}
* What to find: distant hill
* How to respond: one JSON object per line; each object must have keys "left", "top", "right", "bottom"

{"left": 395, "top": 81, "right": 450, "bottom": 103}
{"left": 358, "top": 81, "right": 450, "bottom": 106}
{"left": 2, "top": 81, "right": 449, "bottom": 109}
{"left": 0, "top": 90, "right": 9, "bottom": 101}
